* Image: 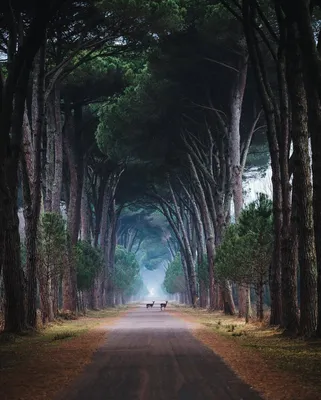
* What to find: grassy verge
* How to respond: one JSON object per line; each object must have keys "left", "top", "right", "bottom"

{"left": 0, "top": 307, "right": 128, "bottom": 400}
{"left": 169, "top": 306, "right": 321, "bottom": 400}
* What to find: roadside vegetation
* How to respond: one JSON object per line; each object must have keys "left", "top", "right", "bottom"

{"left": 0, "top": 308, "right": 128, "bottom": 400}
{"left": 171, "top": 306, "right": 321, "bottom": 400}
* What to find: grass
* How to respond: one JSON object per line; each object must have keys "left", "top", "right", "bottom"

{"left": 169, "top": 306, "right": 321, "bottom": 400}
{"left": 0, "top": 307, "right": 128, "bottom": 400}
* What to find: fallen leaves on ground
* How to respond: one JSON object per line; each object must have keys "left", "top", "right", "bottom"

{"left": 169, "top": 308, "right": 321, "bottom": 400}
{"left": 0, "top": 308, "right": 127, "bottom": 400}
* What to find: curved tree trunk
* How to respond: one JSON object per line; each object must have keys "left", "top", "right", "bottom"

{"left": 187, "top": 155, "right": 216, "bottom": 309}
{"left": 168, "top": 181, "right": 197, "bottom": 306}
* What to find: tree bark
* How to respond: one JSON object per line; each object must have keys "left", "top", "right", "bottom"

{"left": 168, "top": 180, "right": 197, "bottom": 306}
{"left": 22, "top": 45, "right": 46, "bottom": 328}
{"left": 44, "top": 93, "right": 55, "bottom": 212}
{"left": 278, "top": 0, "right": 321, "bottom": 337}
{"left": 241, "top": 1, "right": 283, "bottom": 325}
{"left": 51, "top": 84, "right": 63, "bottom": 213}
{"left": 106, "top": 200, "right": 118, "bottom": 307}
{"left": 245, "top": 286, "right": 250, "bottom": 323}
{"left": 99, "top": 183, "right": 110, "bottom": 308}
{"left": 81, "top": 163, "right": 91, "bottom": 242}
{"left": 3, "top": 169, "right": 26, "bottom": 332}
{"left": 256, "top": 277, "right": 264, "bottom": 322}
{"left": 229, "top": 52, "right": 248, "bottom": 220}
{"left": 2, "top": 47, "right": 33, "bottom": 332}
{"left": 286, "top": 22, "right": 317, "bottom": 336}
{"left": 63, "top": 110, "right": 83, "bottom": 312}
{"left": 187, "top": 155, "right": 216, "bottom": 309}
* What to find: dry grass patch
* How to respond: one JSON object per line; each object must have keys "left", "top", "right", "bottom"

{"left": 0, "top": 308, "right": 127, "bottom": 400}
{"left": 169, "top": 307, "right": 321, "bottom": 400}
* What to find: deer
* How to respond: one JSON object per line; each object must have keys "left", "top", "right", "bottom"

{"left": 146, "top": 301, "right": 155, "bottom": 308}
{"left": 160, "top": 301, "right": 168, "bottom": 311}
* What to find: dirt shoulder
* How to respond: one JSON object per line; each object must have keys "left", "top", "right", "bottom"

{"left": 168, "top": 307, "right": 321, "bottom": 400}
{"left": 0, "top": 308, "right": 129, "bottom": 400}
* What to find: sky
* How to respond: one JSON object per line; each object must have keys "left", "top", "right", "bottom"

{"left": 244, "top": 166, "right": 272, "bottom": 204}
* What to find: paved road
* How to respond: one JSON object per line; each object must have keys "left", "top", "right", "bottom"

{"left": 57, "top": 306, "right": 262, "bottom": 400}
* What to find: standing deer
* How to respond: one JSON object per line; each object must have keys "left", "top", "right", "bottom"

{"left": 146, "top": 301, "right": 155, "bottom": 308}
{"left": 160, "top": 301, "right": 168, "bottom": 310}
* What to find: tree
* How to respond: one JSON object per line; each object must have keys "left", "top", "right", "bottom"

{"left": 216, "top": 194, "right": 273, "bottom": 322}
{"left": 163, "top": 253, "right": 187, "bottom": 297}
{"left": 0, "top": 0, "right": 70, "bottom": 333}
{"left": 38, "top": 212, "right": 66, "bottom": 323}
{"left": 76, "top": 241, "right": 103, "bottom": 311}
{"left": 113, "top": 246, "right": 140, "bottom": 304}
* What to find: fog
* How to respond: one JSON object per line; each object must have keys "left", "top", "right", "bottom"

{"left": 140, "top": 260, "right": 169, "bottom": 300}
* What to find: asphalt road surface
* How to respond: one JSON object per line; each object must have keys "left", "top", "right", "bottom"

{"left": 57, "top": 305, "right": 262, "bottom": 400}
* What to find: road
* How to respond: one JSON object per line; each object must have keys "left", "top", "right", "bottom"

{"left": 57, "top": 305, "right": 262, "bottom": 400}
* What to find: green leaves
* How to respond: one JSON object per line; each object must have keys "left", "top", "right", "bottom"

{"left": 76, "top": 241, "right": 103, "bottom": 291}
{"left": 216, "top": 193, "right": 273, "bottom": 286}
{"left": 163, "top": 253, "right": 186, "bottom": 293}
{"left": 38, "top": 213, "right": 67, "bottom": 279}
{"left": 114, "top": 246, "right": 140, "bottom": 291}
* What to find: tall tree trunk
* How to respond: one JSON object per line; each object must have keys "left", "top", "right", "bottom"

{"left": 81, "top": 163, "right": 91, "bottom": 242}
{"left": 23, "top": 45, "right": 46, "bottom": 328}
{"left": 44, "top": 93, "right": 55, "bottom": 212}
{"left": 99, "top": 183, "right": 110, "bottom": 308}
{"left": 241, "top": 1, "right": 283, "bottom": 325}
{"left": 279, "top": 0, "right": 321, "bottom": 337}
{"left": 3, "top": 185, "right": 26, "bottom": 332}
{"left": 90, "top": 177, "right": 107, "bottom": 309}
{"left": 229, "top": 52, "right": 248, "bottom": 318}
{"left": 51, "top": 84, "right": 63, "bottom": 213}
{"left": 286, "top": 23, "right": 317, "bottom": 336}
{"left": 187, "top": 155, "right": 216, "bottom": 309}
{"left": 106, "top": 200, "right": 118, "bottom": 307}
{"left": 215, "top": 218, "right": 236, "bottom": 315}
{"left": 62, "top": 111, "right": 83, "bottom": 312}
{"left": 2, "top": 57, "right": 32, "bottom": 332}
{"left": 181, "top": 256, "right": 192, "bottom": 305}
{"left": 3, "top": 154, "right": 27, "bottom": 332}
{"left": 245, "top": 286, "right": 250, "bottom": 323}
{"left": 229, "top": 52, "right": 248, "bottom": 220}
{"left": 0, "top": 7, "right": 57, "bottom": 290}
{"left": 275, "top": 11, "right": 296, "bottom": 333}
{"left": 256, "top": 277, "right": 264, "bottom": 322}
{"left": 168, "top": 180, "right": 197, "bottom": 306}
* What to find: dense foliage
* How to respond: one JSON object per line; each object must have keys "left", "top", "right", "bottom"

{"left": 76, "top": 241, "right": 103, "bottom": 291}
{"left": 216, "top": 194, "right": 273, "bottom": 287}
{"left": 163, "top": 254, "right": 185, "bottom": 294}
{"left": 114, "top": 246, "right": 140, "bottom": 296}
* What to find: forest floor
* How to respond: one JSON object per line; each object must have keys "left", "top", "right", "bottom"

{"left": 169, "top": 306, "right": 321, "bottom": 400}
{"left": 0, "top": 307, "right": 129, "bottom": 400}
